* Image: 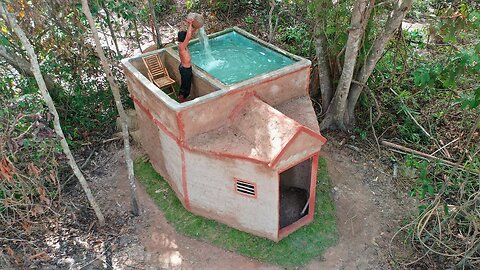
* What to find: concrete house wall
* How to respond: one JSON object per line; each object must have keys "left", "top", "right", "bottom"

{"left": 122, "top": 28, "right": 326, "bottom": 241}
{"left": 185, "top": 150, "right": 279, "bottom": 240}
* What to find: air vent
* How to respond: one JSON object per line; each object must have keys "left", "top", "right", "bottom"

{"left": 235, "top": 179, "right": 256, "bottom": 198}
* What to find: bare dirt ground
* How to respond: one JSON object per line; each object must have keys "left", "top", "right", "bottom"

{"left": 0, "top": 132, "right": 411, "bottom": 270}
{"left": 45, "top": 132, "right": 409, "bottom": 270}
{"left": 0, "top": 133, "right": 412, "bottom": 270}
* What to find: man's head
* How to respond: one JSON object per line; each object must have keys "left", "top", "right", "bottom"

{"left": 178, "top": 31, "right": 187, "bottom": 42}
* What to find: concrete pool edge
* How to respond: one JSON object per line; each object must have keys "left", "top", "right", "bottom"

{"left": 121, "top": 27, "right": 326, "bottom": 241}
{"left": 121, "top": 27, "right": 311, "bottom": 110}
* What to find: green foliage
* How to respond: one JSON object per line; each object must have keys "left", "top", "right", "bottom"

{"left": 354, "top": 128, "right": 368, "bottom": 140}
{"left": 211, "top": 0, "right": 230, "bottom": 13}
{"left": 321, "top": 0, "right": 351, "bottom": 58}
{"left": 42, "top": 52, "right": 119, "bottom": 143}
{"left": 0, "top": 90, "right": 61, "bottom": 223}
{"left": 278, "top": 24, "right": 312, "bottom": 57}
{"left": 411, "top": 4, "right": 480, "bottom": 111}
{"left": 399, "top": 153, "right": 480, "bottom": 267}
{"left": 368, "top": 1, "right": 479, "bottom": 153}
{"left": 154, "top": 0, "right": 176, "bottom": 13}
{"left": 186, "top": 0, "right": 265, "bottom": 13}
{"left": 244, "top": 16, "right": 254, "bottom": 24}
{"left": 134, "top": 157, "right": 338, "bottom": 267}
{"left": 1, "top": 1, "right": 127, "bottom": 144}
{"left": 407, "top": 158, "right": 437, "bottom": 202}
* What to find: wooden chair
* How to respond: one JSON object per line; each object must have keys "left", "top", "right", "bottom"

{"left": 142, "top": 54, "right": 176, "bottom": 97}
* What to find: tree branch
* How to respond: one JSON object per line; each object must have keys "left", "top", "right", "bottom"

{"left": 0, "top": 44, "right": 62, "bottom": 100}
{"left": 346, "top": 0, "right": 413, "bottom": 121}
{"left": 314, "top": 0, "right": 334, "bottom": 110}
{"left": 81, "top": 0, "right": 139, "bottom": 216}
{"left": 321, "top": 0, "right": 375, "bottom": 130}
{"left": 1, "top": 4, "right": 105, "bottom": 226}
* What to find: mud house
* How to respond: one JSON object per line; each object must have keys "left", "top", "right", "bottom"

{"left": 121, "top": 27, "right": 327, "bottom": 241}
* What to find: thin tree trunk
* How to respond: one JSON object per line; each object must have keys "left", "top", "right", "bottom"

{"left": 81, "top": 0, "right": 139, "bottom": 216}
{"left": 133, "top": 19, "right": 143, "bottom": 53}
{"left": 268, "top": 0, "right": 276, "bottom": 42}
{"left": 314, "top": 0, "right": 333, "bottom": 110}
{"left": 0, "top": 44, "right": 62, "bottom": 100}
{"left": 148, "top": 0, "right": 162, "bottom": 49}
{"left": 320, "top": 0, "right": 374, "bottom": 130}
{"left": 346, "top": 0, "right": 413, "bottom": 122}
{"left": 1, "top": 5, "right": 106, "bottom": 226}
{"left": 101, "top": 1, "right": 121, "bottom": 56}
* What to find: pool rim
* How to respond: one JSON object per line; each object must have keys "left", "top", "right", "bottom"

{"left": 121, "top": 27, "right": 311, "bottom": 110}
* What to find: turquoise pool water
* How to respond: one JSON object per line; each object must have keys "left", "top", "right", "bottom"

{"left": 189, "top": 31, "right": 295, "bottom": 85}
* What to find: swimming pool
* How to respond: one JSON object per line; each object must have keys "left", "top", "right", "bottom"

{"left": 188, "top": 31, "right": 296, "bottom": 85}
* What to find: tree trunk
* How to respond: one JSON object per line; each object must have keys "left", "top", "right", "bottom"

{"left": 101, "top": 2, "right": 121, "bottom": 56}
{"left": 133, "top": 19, "right": 143, "bottom": 53}
{"left": 0, "top": 44, "right": 62, "bottom": 100}
{"left": 346, "top": 0, "right": 413, "bottom": 122}
{"left": 268, "top": 0, "right": 276, "bottom": 42}
{"left": 314, "top": 0, "right": 333, "bottom": 110}
{"left": 81, "top": 0, "right": 140, "bottom": 216}
{"left": 148, "top": 0, "right": 162, "bottom": 49}
{"left": 320, "top": 0, "right": 374, "bottom": 130}
{"left": 1, "top": 6, "right": 106, "bottom": 226}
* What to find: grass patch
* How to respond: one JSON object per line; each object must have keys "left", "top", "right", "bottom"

{"left": 134, "top": 157, "right": 338, "bottom": 268}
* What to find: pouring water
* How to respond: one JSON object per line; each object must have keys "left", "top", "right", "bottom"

{"left": 198, "top": 27, "right": 215, "bottom": 61}
{"left": 188, "top": 13, "right": 224, "bottom": 71}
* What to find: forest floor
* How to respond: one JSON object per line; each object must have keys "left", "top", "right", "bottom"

{"left": 0, "top": 9, "right": 419, "bottom": 269}
{"left": 2, "top": 132, "right": 413, "bottom": 270}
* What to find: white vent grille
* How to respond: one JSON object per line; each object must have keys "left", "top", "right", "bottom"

{"left": 235, "top": 179, "right": 256, "bottom": 197}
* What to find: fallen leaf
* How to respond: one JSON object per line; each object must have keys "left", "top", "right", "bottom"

{"left": 28, "top": 163, "right": 40, "bottom": 177}
{"left": 5, "top": 245, "right": 15, "bottom": 257}
{"left": 22, "top": 221, "right": 32, "bottom": 235}
{"left": 31, "top": 204, "right": 44, "bottom": 217}
{"left": 28, "top": 251, "right": 48, "bottom": 261}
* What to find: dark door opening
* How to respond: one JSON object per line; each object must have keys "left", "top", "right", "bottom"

{"left": 279, "top": 158, "right": 312, "bottom": 229}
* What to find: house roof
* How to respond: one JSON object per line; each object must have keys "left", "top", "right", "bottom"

{"left": 186, "top": 95, "right": 326, "bottom": 167}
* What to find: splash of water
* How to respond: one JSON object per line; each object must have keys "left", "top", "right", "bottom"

{"left": 198, "top": 26, "right": 214, "bottom": 62}
{"left": 198, "top": 27, "right": 211, "bottom": 54}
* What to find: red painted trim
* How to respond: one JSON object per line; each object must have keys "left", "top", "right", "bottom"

{"left": 131, "top": 94, "right": 154, "bottom": 119}
{"left": 269, "top": 127, "right": 327, "bottom": 169}
{"left": 132, "top": 93, "right": 190, "bottom": 208}
{"left": 176, "top": 111, "right": 190, "bottom": 209}
{"left": 277, "top": 152, "right": 318, "bottom": 173}
{"left": 277, "top": 153, "right": 318, "bottom": 240}
{"left": 184, "top": 144, "right": 268, "bottom": 165}
{"left": 133, "top": 93, "right": 325, "bottom": 170}
{"left": 300, "top": 126, "right": 328, "bottom": 145}
{"left": 180, "top": 147, "right": 190, "bottom": 209}
{"left": 278, "top": 213, "right": 314, "bottom": 240}
{"left": 151, "top": 118, "right": 180, "bottom": 144}
{"left": 268, "top": 128, "right": 302, "bottom": 168}
{"left": 131, "top": 94, "right": 180, "bottom": 144}
{"left": 277, "top": 170, "right": 281, "bottom": 239}
{"left": 308, "top": 154, "right": 319, "bottom": 223}
{"left": 228, "top": 92, "right": 255, "bottom": 121}
{"left": 134, "top": 93, "right": 269, "bottom": 166}
{"left": 178, "top": 65, "right": 310, "bottom": 112}
{"left": 233, "top": 178, "right": 258, "bottom": 199}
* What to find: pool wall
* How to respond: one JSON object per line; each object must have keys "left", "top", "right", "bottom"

{"left": 121, "top": 27, "right": 326, "bottom": 241}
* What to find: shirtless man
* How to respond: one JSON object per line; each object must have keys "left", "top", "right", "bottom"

{"left": 177, "top": 19, "right": 194, "bottom": 102}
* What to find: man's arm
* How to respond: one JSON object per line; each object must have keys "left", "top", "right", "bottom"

{"left": 184, "top": 19, "right": 194, "bottom": 44}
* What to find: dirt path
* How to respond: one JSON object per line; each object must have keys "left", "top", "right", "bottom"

{"left": 89, "top": 137, "right": 406, "bottom": 270}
